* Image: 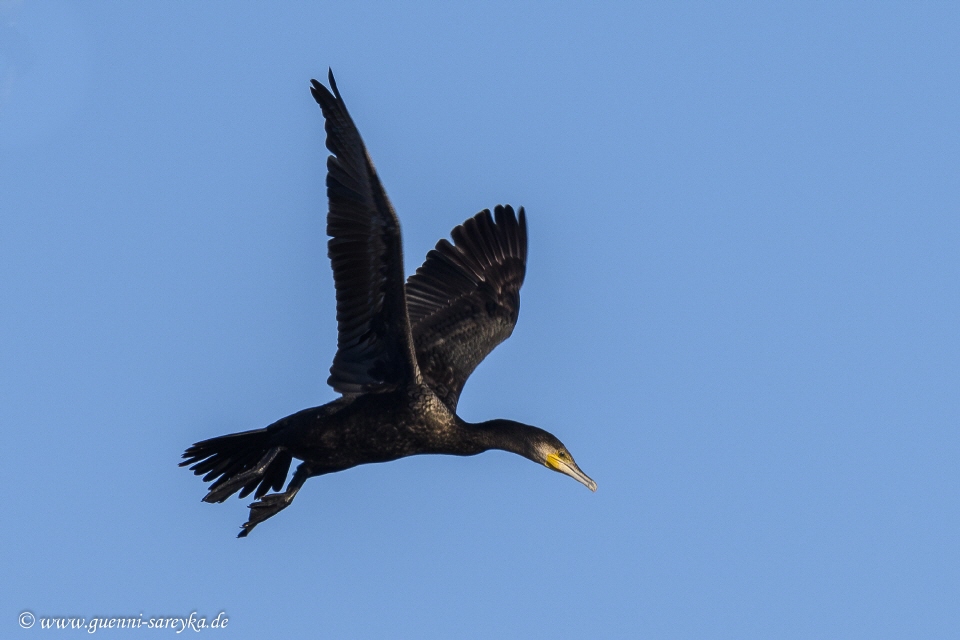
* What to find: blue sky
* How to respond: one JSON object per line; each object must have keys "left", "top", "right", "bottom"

{"left": 3, "top": 2, "right": 959, "bottom": 637}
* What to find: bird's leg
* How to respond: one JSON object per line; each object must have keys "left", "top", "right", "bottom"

{"left": 237, "top": 462, "right": 314, "bottom": 538}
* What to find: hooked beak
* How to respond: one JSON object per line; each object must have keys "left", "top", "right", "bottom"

{"left": 546, "top": 454, "right": 597, "bottom": 492}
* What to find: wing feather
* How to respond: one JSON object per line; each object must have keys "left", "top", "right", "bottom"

{"left": 406, "top": 205, "right": 527, "bottom": 410}
{"left": 310, "top": 70, "right": 419, "bottom": 394}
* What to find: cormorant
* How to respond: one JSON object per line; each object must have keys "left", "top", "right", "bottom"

{"left": 181, "top": 70, "right": 596, "bottom": 537}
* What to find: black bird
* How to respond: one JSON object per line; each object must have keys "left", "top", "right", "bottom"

{"left": 181, "top": 71, "right": 596, "bottom": 537}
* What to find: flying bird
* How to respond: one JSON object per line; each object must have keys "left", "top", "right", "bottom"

{"left": 181, "top": 70, "right": 595, "bottom": 537}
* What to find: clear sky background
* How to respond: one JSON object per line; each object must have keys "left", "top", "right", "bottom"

{"left": 3, "top": 2, "right": 959, "bottom": 637}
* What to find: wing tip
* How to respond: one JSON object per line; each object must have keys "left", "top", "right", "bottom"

{"left": 327, "top": 67, "right": 341, "bottom": 100}
{"left": 309, "top": 68, "right": 343, "bottom": 109}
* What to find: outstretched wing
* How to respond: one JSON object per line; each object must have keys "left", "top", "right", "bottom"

{"left": 311, "top": 70, "right": 420, "bottom": 394}
{"left": 406, "top": 205, "right": 527, "bottom": 411}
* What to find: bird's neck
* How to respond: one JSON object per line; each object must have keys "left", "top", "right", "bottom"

{"left": 454, "top": 418, "right": 541, "bottom": 461}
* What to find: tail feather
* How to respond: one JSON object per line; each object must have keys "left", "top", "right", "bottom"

{"left": 180, "top": 428, "right": 292, "bottom": 502}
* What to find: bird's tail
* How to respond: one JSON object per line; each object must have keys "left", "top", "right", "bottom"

{"left": 180, "top": 428, "right": 292, "bottom": 503}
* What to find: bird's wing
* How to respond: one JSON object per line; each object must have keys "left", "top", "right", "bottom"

{"left": 406, "top": 205, "right": 527, "bottom": 411}
{"left": 311, "top": 70, "right": 420, "bottom": 394}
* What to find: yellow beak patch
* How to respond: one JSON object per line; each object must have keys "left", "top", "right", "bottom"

{"left": 545, "top": 453, "right": 562, "bottom": 471}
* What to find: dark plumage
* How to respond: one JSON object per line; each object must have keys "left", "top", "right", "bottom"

{"left": 181, "top": 70, "right": 595, "bottom": 537}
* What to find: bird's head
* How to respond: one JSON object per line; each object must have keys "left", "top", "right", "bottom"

{"left": 531, "top": 432, "right": 597, "bottom": 492}
{"left": 475, "top": 419, "right": 597, "bottom": 492}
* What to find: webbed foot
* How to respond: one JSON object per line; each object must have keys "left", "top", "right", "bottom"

{"left": 238, "top": 493, "right": 293, "bottom": 538}
{"left": 236, "top": 462, "right": 314, "bottom": 538}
